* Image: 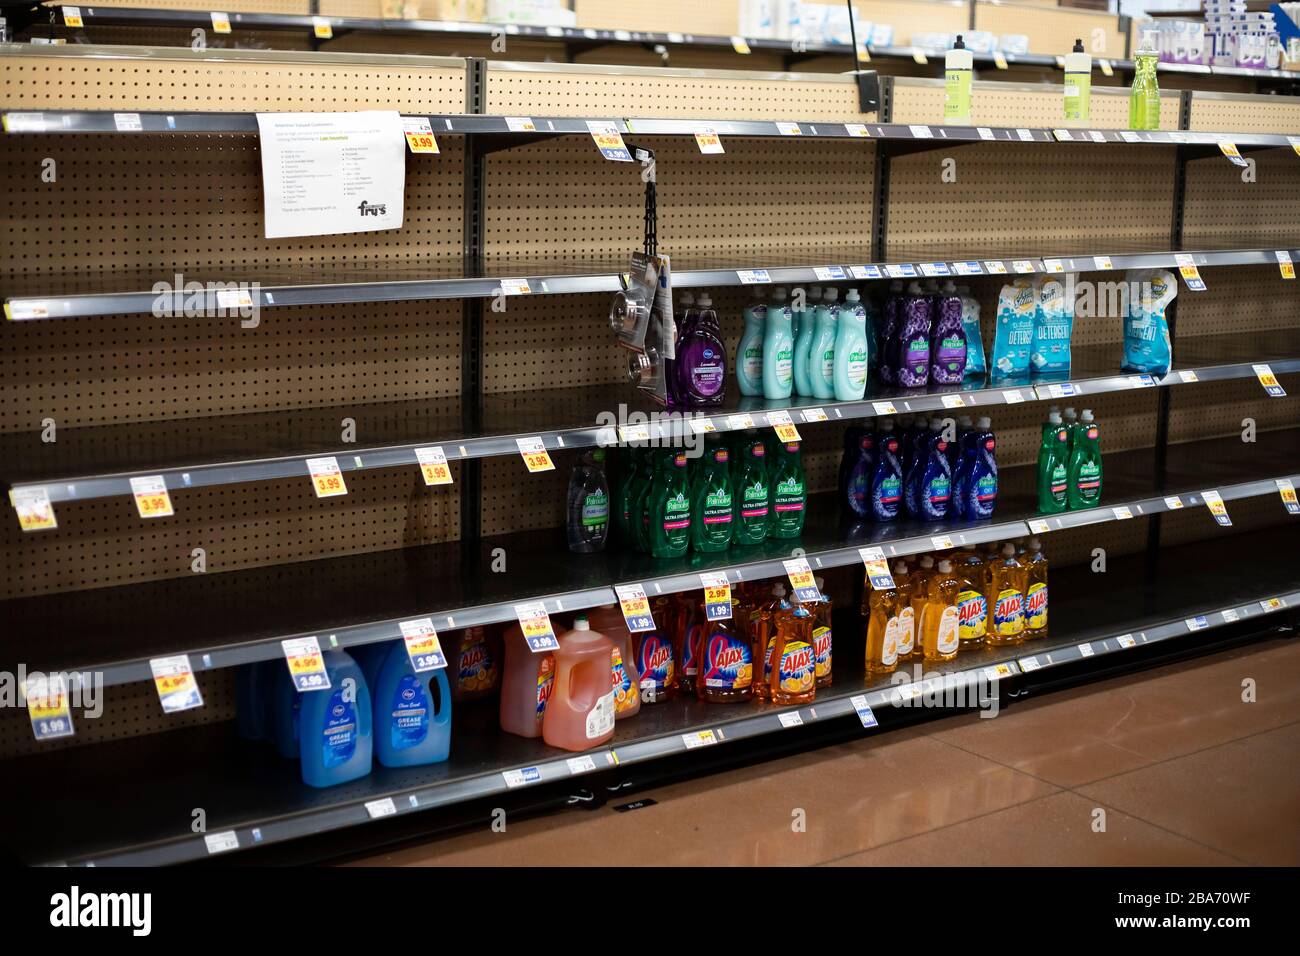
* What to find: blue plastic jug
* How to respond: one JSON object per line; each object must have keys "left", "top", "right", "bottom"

{"left": 298, "top": 650, "right": 373, "bottom": 788}
{"left": 372, "top": 640, "right": 452, "bottom": 768}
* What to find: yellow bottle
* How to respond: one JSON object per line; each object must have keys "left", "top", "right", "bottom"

{"left": 752, "top": 583, "right": 792, "bottom": 701}
{"left": 891, "top": 561, "right": 918, "bottom": 663}
{"left": 987, "top": 543, "right": 1027, "bottom": 645}
{"left": 810, "top": 576, "right": 833, "bottom": 688}
{"left": 922, "top": 559, "right": 961, "bottom": 662}
{"left": 955, "top": 549, "right": 989, "bottom": 649}
{"left": 908, "top": 555, "right": 936, "bottom": 660}
{"left": 1023, "top": 537, "right": 1049, "bottom": 638}
{"left": 864, "top": 581, "right": 900, "bottom": 676}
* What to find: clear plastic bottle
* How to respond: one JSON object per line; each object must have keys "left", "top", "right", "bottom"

{"left": 908, "top": 554, "right": 937, "bottom": 657}
{"left": 921, "top": 559, "right": 961, "bottom": 662}
{"left": 566, "top": 449, "right": 610, "bottom": 553}
{"left": 1128, "top": 29, "right": 1161, "bottom": 131}
{"left": 894, "top": 561, "right": 919, "bottom": 663}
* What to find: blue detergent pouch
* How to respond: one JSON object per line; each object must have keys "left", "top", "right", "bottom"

{"left": 958, "top": 286, "right": 985, "bottom": 378}
{"left": 1031, "top": 276, "right": 1075, "bottom": 376}
{"left": 991, "top": 279, "right": 1036, "bottom": 382}
{"left": 1122, "top": 269, "right": 1175, "bottom": 375}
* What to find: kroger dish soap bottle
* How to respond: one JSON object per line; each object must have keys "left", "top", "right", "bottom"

{"left": 944, "top": 35, "right": 973, "bottom": 125}
{"left": 372, "top": 639, "right": 451, "bottom": 768}
{"left": 793, "top": 286, "right": 819, "bottom": 397}
{"left": 542, "top": 616, "right": 616, "bottom": 751}
{"left": 1067, "top": 409, "right": 1103, "bottom": 509}
{"left": 921, "top": 559, "right": 961, "bottom": 663}
{"left": 809, "top": 287, "right": 839, "bottom": 400}
{"left": 732, "top": 435, "right": 771, "bottom": 545}
{"left": 649, "top": 449, "right": 691, "bottom": 558}
{"left": 1128, "top": 29, "right": 1161, "bottom": 131}
{"left": 690, "top": 436, "right": 734, "bottom": 553}
{"left": 833, "top": 288, "right": 870, "bottom": 401}
{"left": 567, "top": 449, "right": 610, "bottom": 553}
{"left": 676, "top": 292, "right": 727, "bottom": 407}
{"left": 869, "top": 418, "right": 904, "bottom": 521}
{"left": 769, "top": 441, "right": 807, "bottom": 539}
{"left": 299, "top": 650, "right": 373, "bottom": 788}
{"left": 762, "top": 287, "right": 795, "bottom": 399}
{"left": 987, "top": 543, "right": 1027, "bottom": 645}
{"left": 1023, "top": 537, "right": 1050, "bottom": 639}
{"left": 736, "top": 287, "right": 767, "bottom": 396}
{"left": 1064, "top": 38, "right": 1092, "bottom": 128}
{"left": 1037, "top": 411, "right": 1070, "bottom": 514}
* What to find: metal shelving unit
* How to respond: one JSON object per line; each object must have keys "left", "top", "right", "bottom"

{"left": 4, "top": 524, "right": 1295, "bottom": 866}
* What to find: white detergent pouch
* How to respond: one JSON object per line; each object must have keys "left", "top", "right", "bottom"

{"left": 1031, "top": 275, "right": 1074, "bottom": 376}
{"left": 991, "top": 278, "right": 1036, "bottom": 381}
{"left": 960, "top": 290, "right": 986, "bottom": 377}
{"left": 1122, "top": 269, "right": 1176, "bottom": 375}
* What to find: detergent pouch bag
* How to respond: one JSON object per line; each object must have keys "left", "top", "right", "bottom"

{"left": 1122, "top": 269, "right": 1175, "bottom": 375}
{"left": 991, "top": 278, "right": 1036, "bottom": 381}
{"left": 1031, "top": 276, "right": 1074, "bottom": 376}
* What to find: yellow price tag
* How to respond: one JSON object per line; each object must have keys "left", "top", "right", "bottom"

{"left": 614, "top": 583, "right": 656, "bottom": 633}
{"left": 731, "top": 35, "right": 752, "bottom": 55}
{"left": 1201, "top": 489, "right": 1232, "bottom": 527}
{"left": 783, "top": 557, "right": 821, "bottom": 603}
{"left": 1099, "top": 58, "right": 1114, "bottom": 76}
{"left": 993, "top": 51, "right": 1008, "bottom": 70}
{"left": 701, "top": 572, "right": 733, "bottom": 621}
{"left": 766, "top": 410, "right": 801, "bottom": 442}
{"left": 1276, "top": 479, "right": 1300, "bottom": 515}
{"left": 515, "top": 600, "right": 559, "bottom": 651}
{"left": 61, "top": 6, "right": 83, "bottom": 27}
{"left": 10, "top": 487, "right": 57, "bottom": 532}
{"left": 150, "top": 654, "right": 204, "bottom": 713}
{"left": 25, "top": 674, "right": 74, "bottom": 740}
{"left": 404, "top": 129, "right": 439, "bottom": 154}
{"left": 1218, "top": 142, "right": 1248, "bottom": 167}
{"left": 857, "top": 44, "right": 871, "bottom": 63}
{"left": 130, "top": 475, "right": 175, "bottom": 519}
{"left": 1276, "top": 251, "right": 1295, "bottom": 280}
{"left": 694, "top": 128, "right": 724, "bottom": 154}
{"left": 307, "top": 456, "right": 348, "bottom": 498}
{"left": 416, "top": 446, "right": 453, "bottom": 486}
{"left": 210, "top": 11, "right": 232, "bottom": 34}
{"left": 912, "top": 49, "right": 929, "bottom": 65}
{"left": 281, "top": 636, "right": 330, "bottom": 691}
{"left": 400, "top": 617, "right": 448, "bottom": 671}
{"left": 313, "top": 16, "right": 333, "bottom": 39}
{"left": 516, "top": 436, "right": 555, "bottom": 473}
{"left": 1253, "top": 363, "right": 1287, "bottom": 398}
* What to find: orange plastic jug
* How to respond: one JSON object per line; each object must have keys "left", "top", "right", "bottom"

{"left": 499, "top": 623, "right": 555, "bottom": 739}
{"left": 542, "top": 616, "right": 617, "bottom": 751}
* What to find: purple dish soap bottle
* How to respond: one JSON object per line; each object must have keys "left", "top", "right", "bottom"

{"left": 930, "top": 280, "right": 967, "bottom": 385}
{"left": 676, "top": 292, "right": 727, "bottom": 406}
{"left": 879, "top": 280, "right": 903, "bottom": 385}
{"left": 897, "top": 282, "right": 933, "bottom": 388}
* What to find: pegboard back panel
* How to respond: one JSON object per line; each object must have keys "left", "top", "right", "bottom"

{"left": 1173, "top": 265, "right": 1300, "bottom": 336}
{"left": 574, "top": 0, "right": 738, "bottom": 35}
{"left": 0, "top": 44, "right": 467, "bottom": 112}
{"left": 483, "top": 137, "right": 874, "bottom": 263}
{"left": 320, "top": 0, "right": 386, "bottom": 14}
{"left": 974, "top": 2, "right": 1126, "bottom": 60}
{"left": 324, "top": 32, "right": 567, "bottom": 60}
{"left": 1188, "top": 92, "right": 1300, "bottom": 134}
{"left": 0, "top": 464, "right": 461, "bottom": 598}
{"left": 1167, "top": 380, "right": 1300, "bottom": 445}
{"left": 1181, "top": 153, "right": 1300, "bottom": 248}
{"left": 0, "top": 134, "right": 464, "bottom": 277}
{"left": 484, "top": 61, "right": 877, "bottom": 122}
{"left": 890, "top": 78, "right": 1182, "bottom": 130}
{"left": 886, "top": 144, "right": 1174, "bottom": 253}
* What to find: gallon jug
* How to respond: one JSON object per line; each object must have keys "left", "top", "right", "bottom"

{"left": 372, "top": 640, "right": 451, "bottom": 768}
{"left": 499, "top": 622, "right": 556, "bottom": 739}
{"left": 298, "top": 649, "right": 373, "bottom": 788}
{"left": 542, "top": 616, "right": 617, "bottom": 751}
{"left": 588, "top": 603, "right": 642, "bottom": 719}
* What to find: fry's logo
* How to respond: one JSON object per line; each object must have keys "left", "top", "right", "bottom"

{"left": 358, "top": 200, "right": 388, "bottom": 217}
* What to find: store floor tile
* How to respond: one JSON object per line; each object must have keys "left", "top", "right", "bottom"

{"left": 822, "top": 791, "right": 1242, "bottom": 867}
{"left": 1076, "top": 722, "right": 1300, "bottom": 866}
{"left": 917, "top": 637, "right": 1300, "bottom": 788}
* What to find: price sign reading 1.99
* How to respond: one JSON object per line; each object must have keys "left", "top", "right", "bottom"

{"left": 614, "top": 583, "right": 656, "bottom": 633}
{"left": 700, "top": 571, "right": 732, "bottom": 621}
{"left": 783, "top": 557, "right": 821, "bottom": 604}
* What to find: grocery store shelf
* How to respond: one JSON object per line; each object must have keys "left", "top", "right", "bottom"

{"left": 3, "top": 333, "right": 1296, "bottom": 504}
{"left": 4, "top": 425, "right": 1297, "bottom": 689}
{"left": 3, "top": 522, "right": 1295, "bottom": 866}
{"left": 5, "top": 243, "right": 1297, "bottom": 321}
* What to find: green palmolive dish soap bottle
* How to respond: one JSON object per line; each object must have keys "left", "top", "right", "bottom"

{"left": 1128, "top": 30, "right": 1161, "bottom": 131}
{"left": 567, "top": 449, "right": 610, "bottom": 553}
{"left": 690, "top": 437, "right": 734, "bottom": 553}
{"left": 615, "top": 445, "right": 644, "bottom": 545}
{"left": 732, "top": 436, "right": 771, "bottom": 545}
{"left": 1037, "top": 410, "right": 1070, "bottom": 514}
{"left": 769, "top": 441, "right": 807, "bottom": 539}
{"left": 649, "top": 449, "right": 691, "bottom": 558}
{"left": 631, "top": 449, "right": 664, "bottom": 553}
{"left": 1067, "top": 409, "right": 1103, "bottom": 509}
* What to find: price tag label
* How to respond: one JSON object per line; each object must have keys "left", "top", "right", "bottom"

{"left": 587, "top": 121, "right": 632, "bottom": 162}
{"left": 62, "top": 6, "right": 83, "bottom": 27}
{"left": 766, "top": 410, "right": 801, "bottom": 442}
{"left": 1041, "top": 382, "right": 1079, "bottom": 399}
{"left": 1027, "top": 519, "right": 1051, "bottom": 534}
{"left": 984, "top": 260, "right": 1008, "bottom": 274}
{"left": 1120, "top": 131, "right": 1141, "bottom": 143}
{"left": 912, "top": 50, "right": 929, "bottom": 65}
{"left": 1088, "top": 131, "right": 1106, "bottom": 144}
{"left": 313, "top": 16, "right": 333, "bottom": 39}
{"left": 850, "top": 694, "right": 879, "bottom": 728}
{"left": 1129, "top": 374, "right": 1156, "bottom": 388}
{"left": 415, "top": 446, "right": 453, "bottom": 486}
{"left": 1164, "top": 495, "right": 1184, "bottom": 510}
{"left": 10, "top": 486, "right": 57, "bottom": 532}
{"left": 498, "top": 277, "right": 532, "bottom": 296}
{"left": 1277, "top": 251, "right": 1295, "bottom": 280}
{"left": 813, "top": 266, "right": 846, "bottom": 281}
{"left": 1012, "top": 260, "right": 1036, "bottom": 274}
{"left": 1252, "top": 363, "right": 1287, "bottom": 398}
{"left": 801, "top": 407, "right": 829, "bottom": 423}
{"left": 113, "top": 112, "right": 143, "bottom": 132}
{"left": 856, "top": 45, "right": 871, "bottom": 64}
{"left": 1016, "top": 129, "right": 1035, "bottom": 142}
{"left": 505, "top": 117, "right": 537, "bottom": 132}
{"left": 1175, "top": 254, "right": 1206, "bottom": 291}
{"left": 1289, "top": 136, "right": 1300, "bottom": 157}
{"left": 205, "top": 831, "right": 239, "bottom": 855}
{"left": 618, "top": 422, "right": 651, "bottom": 443}
{"left": 307, "top": 456, "right": 347, "bottom": 498}
{"left": 920, "top": 262, "right": 950, "bottom": 277}
{"left": 694, "top": 127, "right": 724, "bottom": 154}
{"left": 984, "top": 663, "right": 1014, "bottom": 680}
{"left": 1201, "top": 489, "right": 1232, "bottom": 526}
{"left": 1221, "top": 608, "right": 1240, "bottom": 623}
{"left": 282, "top": 636, "right": 330, "bottom": 692}
{"left": 778, "top": 711, "right": 804, "bottom": 728}
{"left": 130, "top": 474, "right": 175, "bottom": 518}
{"left": 1276, "top": 479, "right": 1300, "bottom": 515}
{"left": 400, "top": 617, "right": 448, "bottom": 671}
{"left": 953, "top": 261, "right": 982, "bottom": 275}
{"left": 941, "top": 394, "right": 966, "bottom": 409}
{"left": 1078, "top": 642, "right": 1095, "bottom": 658}
{"left": 776, "top": 122, "right": 802, "bottom": 137}
{"left": 872, "top": 401, "right": 898, "bottom": 416}
{"left": 1116, "top": 633, "right": 1136, "bottom": 649}
{"left": 993, "top": 50, "right": 1008, "bottom": 70}
{"left": 783, "top": 558, "right": 821, "bottom": 604}
{"left": 1178, "top": 369, "right": 1199, "bottom": 384}
{"left": 365, "top": 798, "right": 397, "bottom": 818}
{"left": 859, "top": 547, "right": 896, "bottom": 590}
{"left": 885, "top": 264, "right": 917, "bottom": 278}
{"left": 566, "top": 755, "right": 597, "bottom": 774}
{"left": 850, "top": 265, "right": 882, "bottom": 279}
{"left": 515, "top": 601, "right": 559, "bottom": 652}
{"left": 730, "top": 36, "right": 751, "bottom": 55}
{"left": 930, "top": 534, "right": 955, "bottom": 551}
{"left": 1055, "top": 55, "right": 1066, "bottom": 68}
{"left": 1054, "top": 129, "right": 1074, "bottom": 142}
{"left": 667, "top": 32, "right": 685, "bottom": 43}
{"left": 688, "top": 416, "right": 716, "bottom": 434}
{"left": 701, "top": 571, "right": 733, "bottom": 621}
{"left": 1043, "top": 259, "right": 1066, "bottom": 274}
{"left": 846, "top": 123, "right": 870, "bottom": 137}
{"left": 1112, "top": 505, "right": 1134, "bottom": 520}
{"left": 977, "top": 128, "right": 995, "bottom": 141}
{"left": 1218, "top": 142, "right": 1248, "bottom": 167}
{"left": 503, "top": 766, "right": 541, "bottom": 788}
{"left": 726, "top": 413, "right": 756, "bottom": 431}
{"left": 1093, "top": 255, "right": 1114, "bottom": 270}
{"left": 908, "top": 125, "right": 933, "bottom": 139}
{"left": 1260, "top": 597, "right": 1285, "bottom": 612}
{"left": 516, "top": 436, "right": 555, "bottom": 473}
{"left": 736, "top": 269, "right": 771, "bottom": 285}
{"left": 150, "top": 654, "right": 204, "bottom": 713}
{"left": 25, "top": 673, "right": 75, "bottom": 740}
{"left": 682, "top": 729, "right": 718, "bottom": 749}
{"left": 210, "top": 11, "right": 232, "bottom": 34}
{"left": 1, "top": 113, "right": 45, "bottom": 133}
{"left": 614, "top": 583, "right": 657, "bottom": 633}
{"left": 401, "top": 117, "right": 439, "bottom": 154}
{"left": 1002, "top": 389, "right": 1025, "bottom": 404}
{"left": 1018, "top": 656, "right": 1041, "bottom": 673}
{"left": 1186, "top": 615, "right": 1209, "bottom": 631}
{"left": 1099, "top": 58, "right": 1114, "bottom": 76}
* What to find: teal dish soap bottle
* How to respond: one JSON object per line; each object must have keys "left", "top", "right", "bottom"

{"left": 299, "top": 649, "right": 373, "bottom": 788}
{"left": 833, "top": 288, "right": 870, "bottom": 401}
{"left": 373, "top": 640, "right": 451, "bottom": 768}
{"left": 809, "top": 287, "right": 839, "bottom": 400}
{"left": 792, "top": 286, "right": 820, "bottom": 397}
{"left": 761, "top": 287, "right": 795, "bottom": 399}
{"left": 736, "top": 286, "right": 767, "bottom": 396}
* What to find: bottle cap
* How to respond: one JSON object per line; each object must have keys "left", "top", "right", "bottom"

{"left": 772, "top": 287, "right": 788, "bottom": 301}
{"left": 907, "top": 281, "right": 923, "bottom": 294}
{"left": 958, "top": 415, "right": 973, "bottom": 428}
{"left": 1081, "top": 408, "right": 1095, "bottom": 422}
{"left": 697, "top": 293, "right": 712, "bottom": 308}
{"left": 889, "top": 280, "right": 903, "bottom": 292}
{"left": 929, "top": 419, "right": 943, "bottom": 431}
{"left": 574, "top": 616, "right": 590, "bottom": 630}
{"left": 1028, "top": 537, "right": 1043, "bottom": 550}
{"left": 808, "top": 285, "right": 822, "bottom": 300}
{"left": 941, "top": 279, "right": 957, "bottom": 294}
{"left": 1073, "top": 38, "right": 1084, "bottom": 53}
{"left": 823, "top": 287, "right": 839, "bottom": 302}
{"left": 680, "top": 291, "right": 695, "bottom": 305}
{"left": 893, "top": 561, "right": 908, "bottom": 574}
{"left": 977, "top": 416, "right": 992, "bottom": 429}
{"left": 938, "top": 559, "right": 953, "bottom": 573}
{"left": 1002, "top": 543, "right": 1016, "bottom": 557}
{"left": 953, "top": 34, "right": 965, "bottom": 50}
{"left": 920, "top": 555, "right": 935, "bottom": 568}
{"left": 1048, "top": 411, "right": 1062, "bottom": 423}
{"left": 751, "top": 285, "right": 764, "bottom": 299}
{"left": 845, "top": 288, "right": 861, "bottom": 302}
{"left": 772, "top": 583, "right": 787, "bottom": 597}
{"left": 1049, "top": 405, "right": 1060, "bottom": 416}
{"left": 956, "top": 284, "right": 970, "bottom": 295}
{"left": 815, "top": 576, "right": 826, "bottom": 589}
{"left": 880, "top": 417, "right": 894, "bottom": 429}
{"left": 592, "top": 449, "right": 606, "bottom": 462}
{"left": 1064, "top": 407, "right": 1078, "bottom": 420}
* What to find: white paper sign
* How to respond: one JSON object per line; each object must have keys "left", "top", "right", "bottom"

{"left": 255, "top": 111, "right": 406, "bottom": 239}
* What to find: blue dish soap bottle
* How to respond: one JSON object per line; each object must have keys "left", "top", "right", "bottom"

{"left": 918, "top": 422, "right": 953, "bottom": 520}
{"left": 298, "top": 649, "right": 374, "bottom": 788}
{"left": 761, "top": 287, "right": 795, "bottom": 399}
{"left": 735, "top": 286, "right": 767, "bottom": 396}
{"left": 373, "top": 640, "right": 452, "bottom": 768}
{"left": 957, "top": 416, "right": 998, "bottom": 519}
{"left": 869, "top": 418, "right": 904, "bottom": 521}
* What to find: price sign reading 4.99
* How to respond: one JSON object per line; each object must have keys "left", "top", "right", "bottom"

{"left": 307, "top": 456, "right": 347, "bottom": 498}
{"left": 150, "top": 654, "right": 204, "bottom": 714}
{"left": 1252, "top": 363, "right": 1287, "bottom": 398}
{"left": 1201, "top": 489, "right": 1232, "bottom": 527}
{"left": 614, "top": 583, "right": 656, "bottom": 633}
{"left": 130, "top": 474, "right": 174, "bottom": 519}
{"left": 400, "top": 617, "right": 448, "bottom": 672}
{"left": 515, "top": 601, "right": 559, "bottom": 652}
{"left": 1276, "top": 479, "right": 1300, "bottom": 515}
{"left": 401, "top": 117, "right": 440, "bottom": 154}
{"left": 783, "top": 557, "right": 821, "bottom": 604}
{"left": 700, "top": 571, "right": 732, "bottom": 621}
{"left": 281, "top": 636, "right": 331, "bottom": 691}
{"left": 516, "top": 436, "right": 555, "bottom": 473}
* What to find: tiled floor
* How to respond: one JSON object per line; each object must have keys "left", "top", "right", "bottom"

{"left": 349, "top": 637, "right": 1300, "bottom": 867}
